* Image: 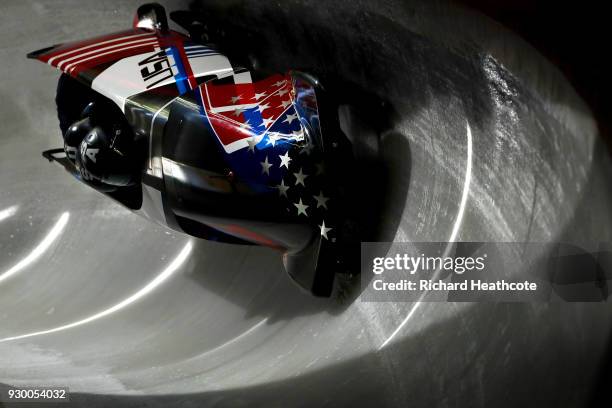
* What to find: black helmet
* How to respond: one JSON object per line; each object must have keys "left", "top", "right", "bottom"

{"left": 75, "top": 125, "right": 137, "bottom": 187}
{"left": 63, "top": 117, "right": 93, "bottom": 162}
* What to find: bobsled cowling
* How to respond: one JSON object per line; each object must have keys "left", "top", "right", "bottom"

{"left": 32, "top": 3, "right": 358, "bottom": 296}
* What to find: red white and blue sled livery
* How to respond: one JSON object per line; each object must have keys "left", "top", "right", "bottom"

{"left": 28, "top": 4, "right": 360, "bottom": 296}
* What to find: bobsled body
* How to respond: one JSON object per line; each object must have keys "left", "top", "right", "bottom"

{"left": 30, "top": 4, "right": 358, "bottom": 296}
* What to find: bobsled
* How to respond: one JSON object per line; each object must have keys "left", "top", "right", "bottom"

{"left": 29, "top": 3, "right": 360, "bottom": 296}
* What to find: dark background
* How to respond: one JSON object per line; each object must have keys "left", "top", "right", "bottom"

{"left": 456, "top": 1, "right": 611, "bottom": 149}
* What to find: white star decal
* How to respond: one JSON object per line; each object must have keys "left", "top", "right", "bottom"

{"left": 262, "top": 117, "right": 275, "bottom": 128}
{"left": 273, "top": 80, "right": 286, "bottom": 87}
{"left": 283, "top": 112, "right": 298, "bottom": 125}
{"left": 232, "top": 107, "right": 245, "bottom": 117}
{"left": 278, "top": 88, "right": 289, "bottom": 96}
{"left": 258, "top": 103, "right": 270, "bottom": 113}
{"left": 247, "top": 137, "right": 258, "bottom": 153}
{"left": 275, "top": 179, "right": 289, "bottom": 197}
{"left": 260, "top": 156, "right": 272, "bottom": 175}
{"left": 293, "top": 168, "right": 308, "bottom": 186}
{"left": 294, "top": 198, "right": 309, "bottom": 216}
{"left": 230, "top": 95, "right": 241, "bottom": 104}
{"left": 313, "top": 191, "right": 329, "bottom": 209}
{"left": 279, "top": 151, "right": 292, "bottom": 168}
{"left": 266, "top": 134, "right": 279, "bottom": 147}
{"left": 319, "top": 220, "right": 332, "bottom": 240}
{"left": 254, "top": 92, "right": 267, "bottom": 100}
{"left": 279, "top": 99, "right": 291, "bottom": 109}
